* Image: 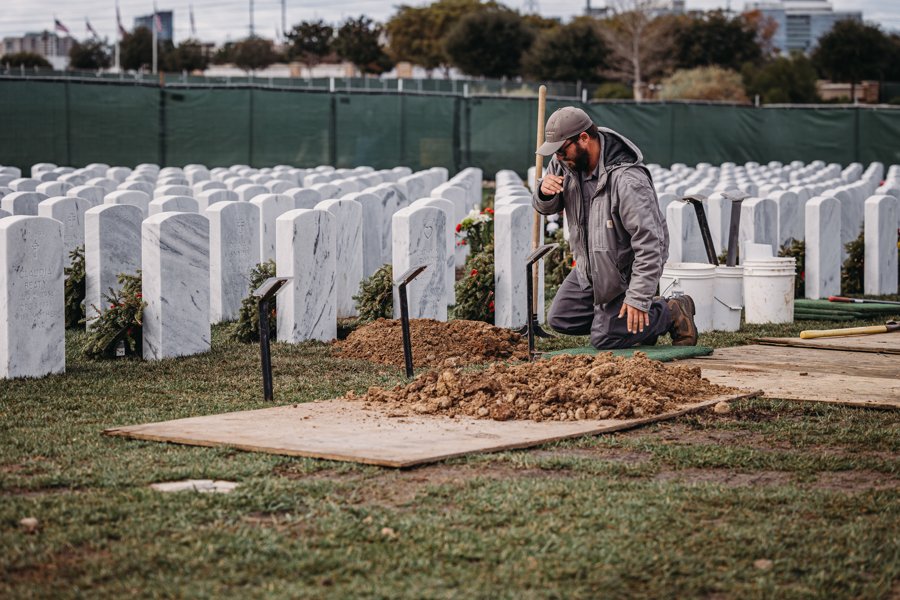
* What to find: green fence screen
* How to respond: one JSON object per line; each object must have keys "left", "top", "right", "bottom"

{"left": 1, "top": 79, "right": 899, "bottom": 178}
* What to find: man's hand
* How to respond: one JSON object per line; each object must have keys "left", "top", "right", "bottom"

{"left": 540, "top": 174, "right": 565, "bottom": 197}
{"left": 618, "top": 302, "right": 650, "bottom": 334}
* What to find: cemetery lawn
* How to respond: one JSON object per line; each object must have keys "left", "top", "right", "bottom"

{"left": 1, "top": 316, "right": 899, "bottom": 598}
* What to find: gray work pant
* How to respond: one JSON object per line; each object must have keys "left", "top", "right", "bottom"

{"left": 547, "top": 270, "right": 673, "bottom": 349}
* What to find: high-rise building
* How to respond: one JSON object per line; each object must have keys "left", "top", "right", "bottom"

{"left": 744, "top": 0, "right": 862, "bottom": 54}
{"left": 134, "top": 11, "right": 174, "bottom": 41}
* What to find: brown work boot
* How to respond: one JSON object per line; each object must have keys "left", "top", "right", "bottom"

{"left": 667, "top": 295, "right": 698, "bottom": 346}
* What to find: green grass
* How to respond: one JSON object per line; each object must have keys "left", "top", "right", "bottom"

{"left": 1, "top": 318, "right": 899, "bottom": 598}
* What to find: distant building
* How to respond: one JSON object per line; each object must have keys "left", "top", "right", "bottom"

{"left": 585, "top": 0, "right": 687, "bottom": 18}
{"left": 744, "top": 0, "right": 862, "bottom": 54}
{"left": 1, "top": 31, "right": 73, "bottom": 69}
{"left": 134, "top": 11, "right": 174, "bottom": 41}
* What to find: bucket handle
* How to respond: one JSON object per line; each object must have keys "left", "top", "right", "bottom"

{"left": 661, "top": 277, "right": 679, "bottom": 297}
{"left": 714, "top": 296, "right": 742, "bottom": 311}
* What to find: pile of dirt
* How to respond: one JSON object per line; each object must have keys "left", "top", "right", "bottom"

{"left": 346, "top": 352, "right": 734, "bottom": 422}
{"left": 335, "top": 318, "right": 528, "bottom": 367}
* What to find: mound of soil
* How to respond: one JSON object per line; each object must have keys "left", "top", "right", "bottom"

{"left": 346, "top": 352, "right": 734, "bottom": 422}
{"left": 335, "top": 318, "right": 528, "bottom": 367}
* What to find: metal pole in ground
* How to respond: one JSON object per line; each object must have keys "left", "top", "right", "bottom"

{"left": 525, "top": 244, "right": 559, "bottom": 360}
{"left": 396, "top": 265, "right": 428, "bottom": 378}
{"left": 254, "top": 277, "right": 290, "bottom": 401}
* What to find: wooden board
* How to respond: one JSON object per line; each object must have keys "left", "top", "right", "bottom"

{"left": 691, "top": 368, "right": 899, "bottom": 409}
{"left": 755, "top": 331, "right": 900, "bottom": 354}
{"left": 690, "top": 345, "right": 900, "bottom": 379}
{"left": 682, "top": 345, "right": 900, "bottom": 409}
{"left": 104, "top": 392, "right": 758, "bottom": 468}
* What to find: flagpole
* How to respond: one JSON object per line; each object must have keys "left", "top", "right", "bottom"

{"left": 152, "top": 4, "right": 158, "bottom": 74}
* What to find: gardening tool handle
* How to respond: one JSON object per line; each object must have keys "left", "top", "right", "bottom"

{"left": 799, "top": 324, "right": 888, "bottom": 339}
{"left": 827, "top": 296, "right": 861, "bottom": 303}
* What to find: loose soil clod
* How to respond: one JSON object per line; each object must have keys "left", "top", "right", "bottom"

{"left": 335, "top": 318, "right": 528, "bottom": 367}
{"left": 347, "top": 352, "right": 735, "bottom": 422}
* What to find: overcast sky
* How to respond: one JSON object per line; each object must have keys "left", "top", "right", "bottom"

{"left": 2, "top": 0, "right": 898, "bottom": 44}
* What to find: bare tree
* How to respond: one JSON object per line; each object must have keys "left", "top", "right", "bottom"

{"left": 597, "top": 0, "right": 675, "bottom": 101}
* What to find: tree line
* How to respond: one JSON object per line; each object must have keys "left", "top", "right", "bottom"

{"left": 4, "top": 0, "right": 900, "bottom": 103}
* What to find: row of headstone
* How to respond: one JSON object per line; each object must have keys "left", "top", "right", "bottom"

{"left": 0, "top": 162, "right": 478, "bottom": 379}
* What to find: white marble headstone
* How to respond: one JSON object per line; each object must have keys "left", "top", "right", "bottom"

{"left": 343, "top": 192, "right": 385, "bottom": 278}
{"left": 494, "top": 203, "right": 532, "bottom": 328}
{"left": 666, "top": 201, "right": 707, "bottom": 263}
{"left": 315, "top": 198, "right": 363, "bottom": 318}
{"left": 154, "top": 184, "right": 193, "bottom": 199}
{"left": 276, "top": 209, "right": 337, "bottom": 343}
{"left": 36, "top": 181, "right": 73, "bottom": 197}
{"left": 769, "top": 190, "right": 802, "bottom": 246}
{"left": 1, "top": 191, "right": 48, "bottom": 215}
{"left": 67, "top": 185, "right": 106, "bottom": 207}
{"left": 392, "top": 205, "right": 447, "bottom": 321}
{"left": 0, "top": 216, "right": 65, "bottom": 379}
{"left": 37, "top": 196, "right": 90, "bottom": 266}
{"left": 142, "top": 212, "right": 210, "bottom": 360}
{"left": 149, "top": 196, "right": 199, "bottom": 216}
{"left": 84, "top": 204, "right": 143, "bottom": 324}
{"left": 284, "top": 188, "right": 322, "bottom": 210}
{"left": 234, "top": 184, "right": 267, "bottom": 202}
{"left": 104, "top": 190, "right": 152, "bottom": 219}
{"left": 805, "top": 196, "right": 841, "bottom": 298}
{"left": 738, "top": 197, "right": 777, "bottom": 258}
{"left": 208, "top": 201, "right": 261, "bottom": 323}
{"left": 864, "top": 195, "right": 898, "bottom": 295}
{"left": 411, "top": 197, "right": 455, "bottom": 306}
{"left": 196, "top": 189, "right": 238, "bottom": 212}
{"left": 251, "top": 193, "right": 295, "bottom": 263}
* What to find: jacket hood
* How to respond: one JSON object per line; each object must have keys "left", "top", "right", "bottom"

{"left": 598, "top": 126, "right": 643, "bottom": 169}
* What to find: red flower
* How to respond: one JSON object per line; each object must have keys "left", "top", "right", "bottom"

{"left": 484, "top": 207, "right": 494, "bottom": 215}
{"left": 109, "top": 304, "right": 115, "bottom": 309}
{"left": 470, "top": 269, "right": 478, "bottom": 277}
{"left": 455, "top": 223, "right": 462, "bottom": 233}
{"left": 489, "top": 301, "right": 495, "bottom": 312}
{"left": 461, "top": 239, "right": 467, "bottom": 245}
{"left": 571, "top": 259, "right": 576, "bottom": 267}
{"left": 135, "top": 292, "right": 142, "bottom": 298}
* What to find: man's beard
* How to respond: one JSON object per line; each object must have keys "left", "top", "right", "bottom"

{"left": 572, "top": 145, "right": 591, "bottom": 173}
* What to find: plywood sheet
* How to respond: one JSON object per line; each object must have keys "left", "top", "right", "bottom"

{"left": 690, "top": 345, "right": 900, "bottom": 379}
{"left": 682, "top": 345, "right": 899, "bottom": 409}
{"left": 104, "top": 393, "right": 758, "bottom": 468}
{"left": 692, "top": 367, "right": 899, "bottom": 409}
{"left": 755, "top": 332, "right": 900, "bottom": 354}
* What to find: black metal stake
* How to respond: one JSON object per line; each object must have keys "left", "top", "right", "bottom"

{"left": 524, "top": 243, "right": 559, "bottom": 360}
{"left": 682, "top": 195, "right": 718, "bottom": 266}
{"left": 723, "top": 191, "right": 749, "bottom": 267}
{"left": 396, "top": 265, "right": 428, "bottom": 378}
{"left": 253, "top": 277, "right": 290, "bottom": 401}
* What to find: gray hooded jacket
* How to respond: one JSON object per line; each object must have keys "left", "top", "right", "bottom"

{"left": 532, "top": 126, "right": 669, "bottom": 312}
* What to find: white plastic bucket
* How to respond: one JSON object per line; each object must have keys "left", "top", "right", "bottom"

{"left": 660, "top": 262, "right": 716, "bottom": 332}
{"left": 742, "top": 258, "right": 796, "bottom": 324}
{"left": 713, "top": 266, "right": 743, "bottom": 331}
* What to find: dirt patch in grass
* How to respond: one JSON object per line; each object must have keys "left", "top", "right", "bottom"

{"left": 529, "top": 447, "right": 654, "bottom": 464}
{"left": 629, "top": 423, "right": 791, "bottom": 450}
{"left": 278, "top": 462, "right": 575, "bottom": 508}
{"left": 333, "top": 318, "right": 528, "bottom": 368}
{"left": 811, "top": 470, "right": 900, "bottom": 492}
{"left": 3, "top": 545, "right": 112, "bottom": 586}
{"left": 653, "top": 468, "right": 796, "bottom": 487}
{"left": 350, "top": 352, "right": 734, "bottom": 422}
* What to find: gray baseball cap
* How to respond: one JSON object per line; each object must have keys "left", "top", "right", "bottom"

{"left": 536, "top": 107, "right": 595, "bottom": 156}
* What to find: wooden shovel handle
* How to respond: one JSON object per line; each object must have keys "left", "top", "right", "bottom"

{"left": 800, "top": 325, "right": 888, "bottom": 339}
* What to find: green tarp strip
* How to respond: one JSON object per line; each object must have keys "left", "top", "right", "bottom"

{"left": 2, "top": 80, "right": 900, "bottom": 176}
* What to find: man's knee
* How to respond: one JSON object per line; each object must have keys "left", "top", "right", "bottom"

{"left": 547, "top": 298, "right": 590, "bottom": 335}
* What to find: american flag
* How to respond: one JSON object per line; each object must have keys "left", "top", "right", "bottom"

{"left": 116, "top": 4, "right": 127, "bottom": 38}
{"left": 54, "top": 18, "right": 70, "bottom": 35}
{"left": 85, "top": 18, "right": 99, "bottom": 39}
{"left": 154, "top": 12, "right": 163, "bottom": 33}
{"left": 190, "top": 5, "right": 197, "bottom": 37}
